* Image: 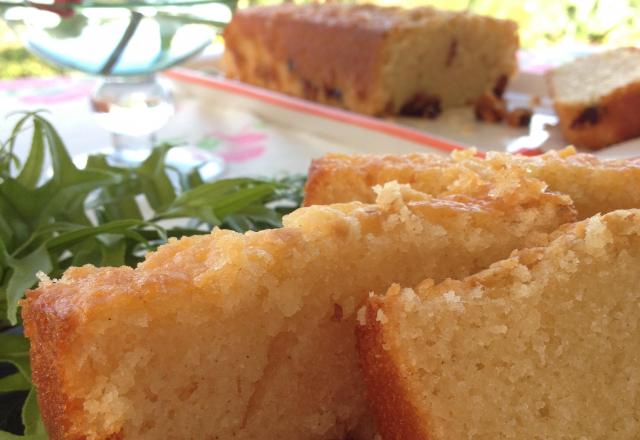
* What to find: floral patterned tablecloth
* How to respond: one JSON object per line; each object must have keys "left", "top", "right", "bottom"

{"left": 0, "top": 75, "right": 354, "bottom": 178}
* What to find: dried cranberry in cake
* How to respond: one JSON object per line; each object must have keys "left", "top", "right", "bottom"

{"left": 324, "top": 86, "right": 343, "bottom": 102}
{"left": 400, "top": 93, "right": 441, "bottom": 119}
{"left": 302, "top": 79, "right": 319, "bottom": 100}
{"left": 569, "top": 106, "right": 601, "bottom": 129}
{"left": 445, "top": 39, "right": 458, "bottom": 68}
{"left": 492, "top": 74, "right": 509, "bottom": 98}
{"left": 506, "top": 107, "right": 533, "bottom": 127}
{"left": 473, "top": 91, "right": 506, "bottom": 122}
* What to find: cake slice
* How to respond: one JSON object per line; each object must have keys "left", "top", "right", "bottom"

{"left": 548, "top": 47, "right": 640, "bottom": 149}
{"left": 304, "top": 147, "right": 640, "bottom": 219}
{"left": 22, "top": 176, "right": 574, "bottom": 440}
{"left": 358, "top": 210, "right": 640, "bottom": 440}
{"left": 223, "top": 3, "right": 518, "bottom": 117}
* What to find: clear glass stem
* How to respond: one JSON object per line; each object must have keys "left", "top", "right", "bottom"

{"left": 87, "top": 73, "right": 225, "bottom": 179}
{"left": 91, "top": 74, "right": 174, "bottom": 163}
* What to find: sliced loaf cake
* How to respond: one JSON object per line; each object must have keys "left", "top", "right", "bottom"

{"left": 359, "top": 210, "right": 640, "bottom": 440}
{"left": 548, "top": 47, "right": 640, "bottom": 149}
{"left": 22, "top": 175, "right": 573, "bottom": 440}
{"left": 304, "top": 147, "right": 640, "bottom": 219}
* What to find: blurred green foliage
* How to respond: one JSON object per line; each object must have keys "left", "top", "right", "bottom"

{"left": 0, "top": 47, "right": 64, "bottom": 78}
{"left": 239, "top": 0, "right": 640, "bottom": 48}
{"left": 393, "top": 0, "right": 640, "bottom": 48}
{"left": 0, "top": 21, "right": 63, "bottom": 79}
{"left": 1, "top": 0, "right": 640, "bottom": 79}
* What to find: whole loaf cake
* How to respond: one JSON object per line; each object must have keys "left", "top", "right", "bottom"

{"left": 222, "top": 3, "right": 519, "bottom": 117}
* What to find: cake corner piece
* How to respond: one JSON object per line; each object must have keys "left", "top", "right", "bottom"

{"left": 547, "top": 47, "right": 640, "bottom": 149}
{"left": 358, "top": 209, "right": 640, "bottom": 439}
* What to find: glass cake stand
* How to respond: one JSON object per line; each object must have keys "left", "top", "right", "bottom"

{"left": 1, "top": 0, "right": 237, "bottom": 175}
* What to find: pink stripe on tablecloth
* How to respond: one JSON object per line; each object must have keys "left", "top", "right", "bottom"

{"left": 19, "top": 82, "right": 94, "bottom": 105}
{"left": 219, "top": 145, "right": 266, "bottom": 162}
{"left": 0, "top": 76, "right": 71, "bottom": 91}
{"left": 213, "top": 132, "right": 267, "bottom": 144}
{"left": 0, "top": 76, "right": 94, "bottom": 104}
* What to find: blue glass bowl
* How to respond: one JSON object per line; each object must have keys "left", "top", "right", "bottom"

{"left": 0, "top": 0, "right": 237, "bottom": 76}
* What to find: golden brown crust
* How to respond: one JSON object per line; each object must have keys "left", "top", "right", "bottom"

{"left": 357, "top": 289, "right": 429, "bottom": 440}
{"left": 22, "top": 287, "right": 87, "bottom": 440}
{"left": 521, "top": 149, "right": 640, "bottom": 217}
{"left": 21, "top": 269, "right": 133, "bottom": 440}
{"left": 304, "top": 153, "right": 453, "bottom": 206}
{"left": 223, "top": 4, "right": 387, "bottom": 114}
{"left": 303, "top": 148, "right": 640, "bottom": 219}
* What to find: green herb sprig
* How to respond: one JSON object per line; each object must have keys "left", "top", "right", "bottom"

{"left": 0, "top": 112, "right": 305, "bottom": 437}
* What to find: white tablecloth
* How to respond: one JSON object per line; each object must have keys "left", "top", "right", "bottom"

{"left": 0, "top": 75, "right": 360, "bottom": 178}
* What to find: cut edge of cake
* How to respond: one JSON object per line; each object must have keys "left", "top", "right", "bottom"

{"left": 22, "top": 177, "right": 576, "bottom": 440}
{"left": 358, "top": 209, "right": 640, "bottom": 440}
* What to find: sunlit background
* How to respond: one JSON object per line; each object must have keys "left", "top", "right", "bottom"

{"left": 1, "top": 0, "right": 639, "bottom": 78}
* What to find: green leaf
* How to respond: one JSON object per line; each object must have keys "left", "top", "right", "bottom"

{"left": 45, "top": 220, "right": 152, "bottom": 252}
{"left": 97, "top": 238, "right": 126, "bottom": 267}
{"left": 5, "top": 246, "right": 52, "bottom": 326}
{"left": 226, "top": 205, "right": 284, "bottom": 229}
{"left": 10, "top": 222, "right": 79, "bottom": 259}
{"left": 0, "top": 431, "right": 47, "bottom": 440}
{"left": 214, "top": 184, "right": 276, "bottom": 219}
{"left": 21, "top": 387, "right": 45, "bottom": 436}
{"left": 0, "top": 333, "right": 30, "bottom": 379}
{"left": 171, "top": 178, "right": 259, "bottom": 207}
{"left": 136, "top": 144, "right": 176, "bottom": 212}
{"left": 0, "top": 179, "right": 39, "bottom": 238}
{"left": 0, "top": 239, "right": 9, "bottom": 268}
{"left": 5, "top": 113, "right": 36, "bottom": 163}
{"left": 222, "top": 215, "right": 254, "bottom": 233}
{"left": 34, "top": 170, "right": 120, "bottom": 227}
{"left": 85, "top": 155, "right": 143, "bottom": 221}
{"left": 0, "top": 374, "right": 30, "bottom": 393}
{"left": 22, "top": 116, "right": 119, "bottom": 226}
{"left": 37, "top": 117, "right": 76, "bottom": 181}
{"left": 0, "top": 216, "right": 13, "bottom": 251}
{"left": 69, "top": 240, "right": 101, "bottom": 268}
{"left": 156, "top": 206, "right": 221, "bottom": 225}
{"left": 159, "top": 179, "right": 278, "bottom": 225}
{"left": 16, "top": 119, "right": 45, "bottom": 190}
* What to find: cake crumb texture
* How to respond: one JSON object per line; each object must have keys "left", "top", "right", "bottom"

{"left": 22, "top": 177, "right": 574, "bottom": 440}
{"left": 304, "top": 147, "right": 640, "bottom": 219}
{"left": 358, "top": 209, "right": 640, "bottom": 440}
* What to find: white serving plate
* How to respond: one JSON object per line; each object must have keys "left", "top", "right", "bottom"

{"left": 166, "top": 56, "right": 640, "bottom": 160}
